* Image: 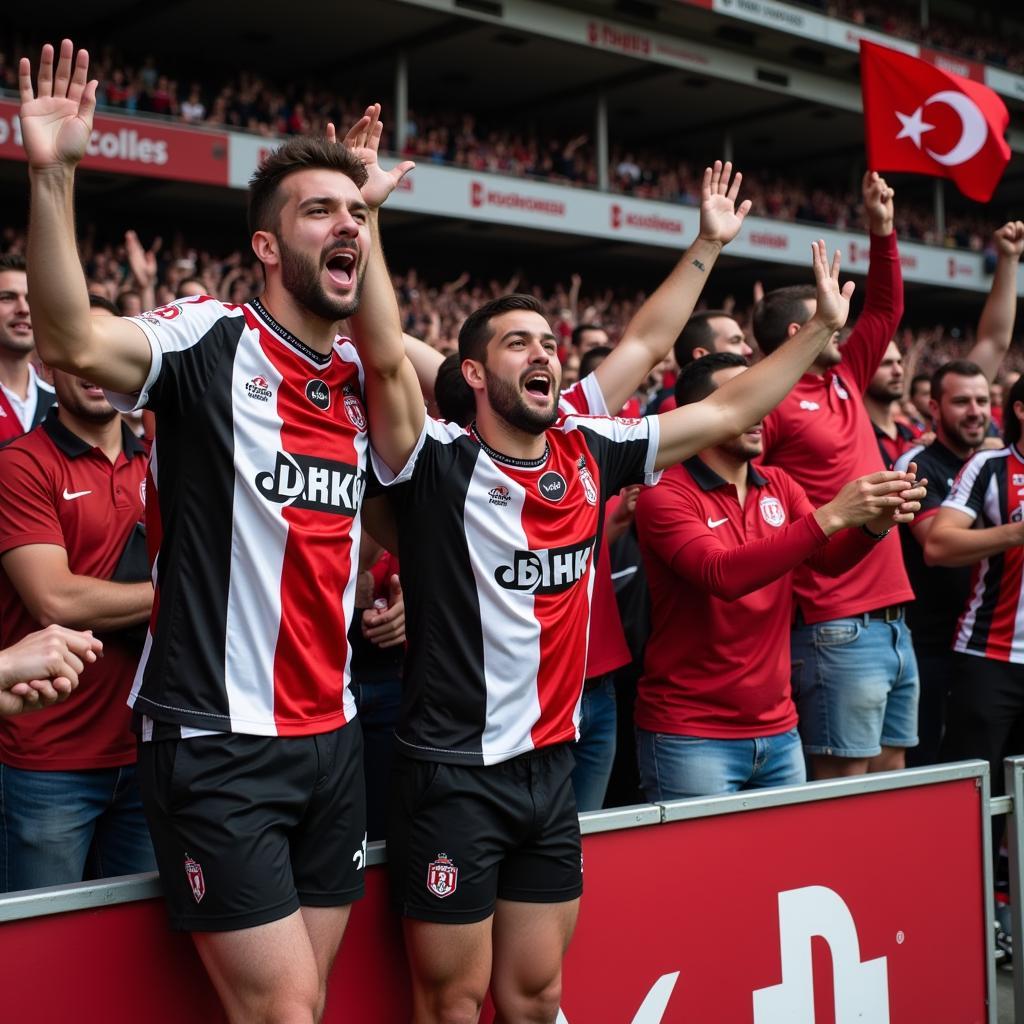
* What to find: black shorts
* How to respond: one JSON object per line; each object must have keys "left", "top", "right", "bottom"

{"left": 387, "top": 743, "right": 582, "bottom": 924}
{"left": 137, "top": 720, "right": 366, "bottom": 932}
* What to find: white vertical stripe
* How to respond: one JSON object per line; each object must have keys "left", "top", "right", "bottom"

{"left": 127, "top": 445, "right": 159, "bottom": 712}
{"left": 471, "top": 460, "right": 543, "bottom": 765}
{"left": 222, "top": 335, "right": 289, "bottom": 734}
{"left": 338, "top": 346, "right": 365, "bottom": 722}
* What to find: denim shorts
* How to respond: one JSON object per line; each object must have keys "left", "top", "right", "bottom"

{"left": 790, "top": 615, "right": 919, "bottom": 758}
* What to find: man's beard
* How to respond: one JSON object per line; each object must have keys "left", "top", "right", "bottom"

{"left": 485, "top": 368, "right": 558, "bottom": 435}
{"left": 942, "top": 412, "right": 987, "bottom": 452}
{"left": 867, "top": 381, "right": 903, "bottom": 403}
{"left": 62, "top": 396, "right": 119, "bottom": 425}
{"left": 279, "top": 239, "right": 362, "bottom": 322}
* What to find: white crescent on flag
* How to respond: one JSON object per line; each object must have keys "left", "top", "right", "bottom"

{"left": 895, "top": 89, "right": 988, "bottom": 168}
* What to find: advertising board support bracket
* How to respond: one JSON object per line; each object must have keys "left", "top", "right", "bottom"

{"left": 1004, "top": 756, "right": 1024, "bottom": 1022}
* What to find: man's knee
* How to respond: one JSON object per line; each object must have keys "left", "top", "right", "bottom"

{"left": 415, "top": 983, "right": 487, "bottom": 1024}
{"left": 493, "top": 976, "right": 563, "bottom": 1024}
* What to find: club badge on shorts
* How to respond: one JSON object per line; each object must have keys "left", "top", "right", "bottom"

{"left": 184, "top": 854, "right": 206, "bottom": 904}
{"left": 427, "top": 853, "right": 459, "bottom": 898}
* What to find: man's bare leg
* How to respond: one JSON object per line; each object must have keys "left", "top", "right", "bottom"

{"left": 193, "top": 907, "right": 348, "bottom": 1024}
{"left": 868, "top": 745, "right": 906, "bottom": 773}
{"left": 403, "top": 917, "right": 493, "bottom": 1024}
{"left": 490, "top": 898, "right": 579, "bottom": 1024}
{"left": 809, "top": 754, "right": 870, "bottom": 779}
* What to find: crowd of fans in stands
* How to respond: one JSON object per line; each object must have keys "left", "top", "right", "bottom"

{"left": 830, "top": 0, "right": 1024, "bottom": 72}
{"left": 0, "top": 37, "right": 1007, "bottom": 249}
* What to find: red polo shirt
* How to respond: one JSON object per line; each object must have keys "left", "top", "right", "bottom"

{"left": 635, "top": 456, "right": 874, "bottom": 738}
{"left": 0, "top": 409, "right": 149, "bottom": 770}
{"left": 759, "top": 231, "right": 911, "bottom": 623}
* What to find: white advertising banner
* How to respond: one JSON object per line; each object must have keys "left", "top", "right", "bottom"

{"left": 227, "top": 135, "right": 1015, "bottom": 293}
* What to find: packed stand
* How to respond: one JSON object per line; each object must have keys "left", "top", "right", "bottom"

{"left": 0, "top": 42, "right": 1004, "bottom": 247}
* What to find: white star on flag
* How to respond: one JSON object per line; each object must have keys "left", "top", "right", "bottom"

{"left": 894, "top": 106, "right": 936, "bottom": 148}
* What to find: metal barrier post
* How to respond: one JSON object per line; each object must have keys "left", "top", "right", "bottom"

{"left": 1005, "top": 756, "right": 1024, "bottom": 1023}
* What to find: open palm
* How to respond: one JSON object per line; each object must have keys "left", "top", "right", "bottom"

{"left": 19, "top": 40, "right": 97, "bottom": 170}
{"left": 332, "top": 104, "right": 415, "bottom": 209}
{"left": 811, "top": 240, "right": 855, "bottom": 331}
{"left": 699, "top": 160, "right": 751, "bottom": 246}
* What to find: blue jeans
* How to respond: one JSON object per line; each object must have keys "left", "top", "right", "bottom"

{"left": 635, "top": 727, "right": 806, "bottom": 801}
{"left": 0, "top": 764, "right": 155, "bottom": 892}
{"left": 571, "top": 677, "right": 617, "bottom": 812}
{"left": 350, "top": 678, "right": 402, "bottom": 841}
{"left": 790, "top": 614, "right": 919, "bottom": 758}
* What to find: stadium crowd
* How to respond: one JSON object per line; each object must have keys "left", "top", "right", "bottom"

{"left": 1, "top": 33, "right": 1022, "bottom": 1024}
{"left": 0, "top": 37, "right": 1009, "bottom": 247}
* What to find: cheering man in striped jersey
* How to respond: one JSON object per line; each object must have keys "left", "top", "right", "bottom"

{"left": 352, "top": 209, "right": 887, "bottom": 1018}
{"left": 18, "top": 39, "right": 413, "bottom": 1024}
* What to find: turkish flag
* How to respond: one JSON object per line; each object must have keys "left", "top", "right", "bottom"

{"left": 860, "top": 40, "right": 1010, "bottom": 202}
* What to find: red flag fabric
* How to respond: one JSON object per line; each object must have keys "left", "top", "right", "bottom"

{"left": 860, "top": 40, "right": 1010, "bottom": 203}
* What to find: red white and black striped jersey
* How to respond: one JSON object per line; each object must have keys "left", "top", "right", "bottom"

{"left": 374, "top": 413, "right": 660, "bottom": 765}
{"left": 108, "top": 295, "right": 368, "bottom": 736}
{"left": 943, "top": 445, "right": 1024, "bottom": 663}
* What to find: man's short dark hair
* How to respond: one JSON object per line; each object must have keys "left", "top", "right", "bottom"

{"left": 1005, "top": 375, "right": 1024, "bottom": 448}
{"left": 458, "top": 294, "right": 546, "bottom": 363}
{"left": 931, "top": 360, "right": 986, "bottom": 402}
{"left": 673, "top": 310, "right": 731, "bottom": 368}
{"left": 909, "top": 373, "right": 931, "bottom": 397}
{"left": 0, "top": 253, "right": 26, "bottom": 274}
{"left": 675, "top": 352, "right": 749, "bottom": 407}
{"left": 88, "top": 293, "right": 121, "bottom": 316}
{"left": 571, "top": 323, "right": 604, "bottom": 349}
{"left": 178, "top": 277, "right": 207, "bottom": 293}
{"left": 248, "top": 136, "right": 369, "bottom": 237}
{"left": 435, "top": 353, "right": 476, "bottom": 427}
{"left": 752, "top": 284, "right": 816, "bottom": 356}
{"left": 578, "top": 344, "right": 612, "bottom": 381}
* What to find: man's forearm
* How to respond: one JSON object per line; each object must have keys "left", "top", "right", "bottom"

{"left": 620, "top": 237, "right": 722, "bottom": 353}
{"left": 348, "top": 211, "right": 405, "bottom": 376}
{"left": 36, "top": 577, "right": 153, "bottom": 632}
{"left": 27, "top": 166, "right": 94, "bottom": 367}
{"left": 971, "top": 253, "right": 1020, "bottom": 378}
{"left": 925, "top": 523, "right": 1022, "bottom": 567}
{"left": 709, "top": 316, "right": 833, "bottom": 433}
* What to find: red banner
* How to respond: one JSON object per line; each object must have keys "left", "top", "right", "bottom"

{"left": 0, "top": 98, "right": 228, "bottom": 186}
{"left": 0, "top": 776, "right": 987, "bottom": 1021}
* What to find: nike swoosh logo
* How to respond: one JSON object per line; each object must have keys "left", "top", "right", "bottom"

{"left": 707, "top": 516, "right": 729, "bottom": 528}
{"left": 62, "top": 489, "right": 92, "bottom": 501}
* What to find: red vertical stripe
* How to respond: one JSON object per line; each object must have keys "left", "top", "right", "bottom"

{"left": 985, "top": 459, "right": 1024, "bottom": 660}
{"left": 259, "top": 337, "right": 359, "bottom": 734}
{"left": 513, "top": 433, "right": 598, "bottom": 749}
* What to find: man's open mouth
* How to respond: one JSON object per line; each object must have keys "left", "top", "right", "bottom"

{"left": 325, "top": 249, "right": 356, "bottom": 288}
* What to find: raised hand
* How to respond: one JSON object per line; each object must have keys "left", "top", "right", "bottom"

{"left": 328, "top": 104, "right": 415, "bottom": 210}
{"left": 124, "top": 230, "right": 161, "bottom": 289}
{"left": 993, "top": 220, "right": 1024, "bottom": 260}
{"left": 862, "top": 170, "right": 895, "bottom": 235}
{"left": 18, "top": 39, "right": 98, "bottom": 171}
{"left": 810, "top": 240, "right": 855, "bottom": 332}
{"left": 699, "top": 160, "right": 752, "bottom": 247}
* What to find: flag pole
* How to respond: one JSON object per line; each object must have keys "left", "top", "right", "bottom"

{"left": 933, "top": 178, "right": 946, "bottom": 242}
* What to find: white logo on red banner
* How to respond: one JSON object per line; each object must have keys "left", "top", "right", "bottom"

{"left": 557, "top": 971, "right": 680, "bottom": 1024}
{"left": 896, "top": 91, "right": 987, "bottom": 167}
{"left": 427, "top": 853, "right": 459, "bottom": 898}
{"left": 184, "top": 855, "right": 206, "bottom": 904}
{"left": 753, "top": 885, "right": 889, "bottom": 1023}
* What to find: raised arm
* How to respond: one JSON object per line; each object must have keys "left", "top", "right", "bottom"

{"left": 653, "top": 241, "right": 854, "bottom": 470}
{"left": 592, "top": 161, "right": 751, "bottom": 414}
{"left": 20, "top": 40, "right": 152, "bottom": 393}
{"left": 968, "top": 221, "right": 1024, "bottom": 381}
{"left": 337, "top": 106, "right": 424, "bottom": 475}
